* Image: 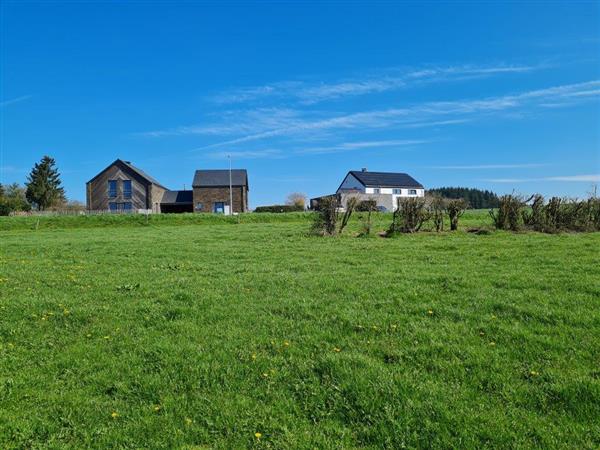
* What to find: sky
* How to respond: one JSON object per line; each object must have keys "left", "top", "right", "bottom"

{"left": 1, "top": 1, "right": 599, "bottom": 207}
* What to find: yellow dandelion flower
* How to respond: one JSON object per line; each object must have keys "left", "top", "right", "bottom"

{"left": 283, "top": 341, "right": 290, "bottom": 347}
{"left": 530, "top": 370, "right": 539, "bottom": 376}
{"left": 262, "top": 373, "right": 269, "bottom": 378}
{"left": 111, "top": 412, "right": 119, "bottom": 418}
{"left": 427, "top": 310, "right": 434, "bottom": 315}
{"left": 333, "top": 347, "right": 341, "bottom": 352}
{"left": 185, "top": 417, "right": 193, "bottom": 425}
{"left": 251, "top": 353, "right": 257, "bottom": 360}
{"left": 154, "top": 405, "right": 161, "bottom": 412}
{"left": 63, "top": 309, "right": 70, "bottom": 315}
{"left": 255, "top": 432, "right": 262, "bottom": 439}
{"left": 391, "top": 324, "right": 397, "bottom": 329}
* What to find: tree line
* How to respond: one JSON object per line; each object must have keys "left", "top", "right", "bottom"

{"left": 0, "top": 155, "right": 78, "bottom": 215}
{"left": 427, "top": 187, "right": 499, "bottom": 209}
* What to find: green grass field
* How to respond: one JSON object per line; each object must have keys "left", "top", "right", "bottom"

{"left": 1, "top": 212, "right": 599, "bottom": 448}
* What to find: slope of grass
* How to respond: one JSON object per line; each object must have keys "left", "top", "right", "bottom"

{"left": 1, "top": 219, "right": 599, "bottom": 448}
{"left": 0, "top": 209, "right": 491, "bottom": 231}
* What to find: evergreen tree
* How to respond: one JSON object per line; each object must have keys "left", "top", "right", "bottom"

{"left": 427, "top": 187, "right": 499, "bottom": 209}
{"left": 25, "top": 156, "right": 66, "bottom": 210}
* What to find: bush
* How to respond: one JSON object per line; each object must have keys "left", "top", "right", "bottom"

{"left": 310, "top": 196, "right": 339, "bottom": 235}
{"left": 428, "top": 195, "right": 445, "bottom": 232}
{"left": 499, "top": 192, "right": 600, "bottom": 233}
{"left": 356, "top": 199, "right": 377, "bottom": 212}
{"left": 490, "top": 194, "right": 525, "bottom": 231}
{"left": 254, "top": 205, "right": 304, "bottom": 213}
{"left": 446, "top": 198, "right": 468, "bottom": 231}
{"left": 389, "top": 197, "right": 430, "bottom": 234}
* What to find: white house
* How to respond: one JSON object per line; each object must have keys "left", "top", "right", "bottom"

{"left": 335, "top": 168, "right": 425, "bottom": 211}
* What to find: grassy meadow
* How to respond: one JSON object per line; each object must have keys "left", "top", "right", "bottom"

{"left": 1, "top": 211, "right": 599, "bottom": 448}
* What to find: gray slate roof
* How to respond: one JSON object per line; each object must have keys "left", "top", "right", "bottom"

{"left": 120, "top": 160, "right": 168, "bottom": 189}
{"left": 87, "top": 159, "right": 168, "bottom": 190}
{"left": 161, "top": 190, "right": 193, "bottom": 204}
{"left": 192, "top": 169, "right": 248, "bottom": 188}
{"left": 349, "top": 170, "right": 423, "bottom": 188}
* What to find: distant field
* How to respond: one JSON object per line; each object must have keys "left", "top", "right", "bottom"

{"left": 1, "top": 213, "right": 599, "bottom": 448}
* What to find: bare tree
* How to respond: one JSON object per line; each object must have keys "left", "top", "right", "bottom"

{"left": 286, "top": 192, "right": 307, "bottom": 210}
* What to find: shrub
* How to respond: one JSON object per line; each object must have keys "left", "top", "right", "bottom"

{"left": 310, "top": 196, "right": 339, "bottom": 235}
{"left": 428, "top": 195, "right": 446, "bottom": 232}
{"left": 389, "top": 197, "right": 430, "bottom": 234}
{"left": 254, "top": 205, "right": 304, "bottom": 213}
{"left": 446, "top": 198, "right": 468, "bottom": 231}
{"left": 490, "top": 194, "right": 525, "bottom": 231}
{"left": 356, "top": 199, "right": 377, "bottom": 212}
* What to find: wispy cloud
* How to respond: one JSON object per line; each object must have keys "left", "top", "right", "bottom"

{"left": 431, "top": 163, "right": 548, "bottom": 170}
{"left": 0, "top": 95, "right": 32, "bottom": 107}
{"left": 206, "top": 149, "right": 283, "bottom": 159}
{"left": 212, "top": 64, "right": 540, "bottom": 105}
{"left": 192, "top": 80, "right": 600, "bottom": 149}
{"left": 483, "top": 174, "right": 600, "bottom": 183}
{"left": 296, "top": 139, "right": 428, "bottom": 155}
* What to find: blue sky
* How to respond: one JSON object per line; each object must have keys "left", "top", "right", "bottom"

{"left": 1, "top": 1, "right": 599, "bottom": 206}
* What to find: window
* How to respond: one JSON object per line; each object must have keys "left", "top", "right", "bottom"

{"left": 393, "top": 188, "right": 402, "bottom": 195}
{"left": 123, "top": 202, "right": 132, "bottom": 212}
{"left": 373, "top": 188, "right": 380, "bottom": 194}
{"left": 195, "top": 202, "right": 203, "bottom": 211}
{"left": 213, "top": 202, "right": 225, "bottom": 214}
{"left": 408, "top": 189, "right": 417, "bottom": 195}
{"left": 109, "top": 202, "right": 117, "bottom": 212}
{"left": 123, "top": 180, "right": 132, "bottom": 199}
{"left": 108, "top": 180, "right": 117, "bottom": 198}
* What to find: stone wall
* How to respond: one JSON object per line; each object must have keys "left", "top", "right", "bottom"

{"left": 192, "top": 186, "right": 248, "bottom": 213}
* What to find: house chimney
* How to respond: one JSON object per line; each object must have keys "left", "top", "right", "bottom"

{"left": 361, "top": 167, "right": 368, "bottom": 172}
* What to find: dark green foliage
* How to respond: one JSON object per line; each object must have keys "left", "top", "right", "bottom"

{"left": 25, "top": 155, "right": 66, "bottom": 210}
{"left": 446, "top": 198, "right": 468, "bottom": 231}
{"left": 0, "top": 183, "right": 32, "bottom": 215}
{"left": 428, "top": 186, "right": 499, "bottom": 209}
{"left": 389, "top": 197, "right": 430, "bottom": 234}
{"left": 254, "top": 204, "right": 304, "bottom": 213}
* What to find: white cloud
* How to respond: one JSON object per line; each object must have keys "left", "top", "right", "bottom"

{"left": 211, "top": 64, "right": 540, "bottom": 105}
{"left": 483, "top": 174, "right": 600, "bottom": 183}
{"left": 431, "top": 163, "right": 548, "bottom": 170}
{"left": 0, "top": 95, "right": 32, "bottom": 107}
{"left": 295, "top": 139, "right": 428, "bottom": 155}
{"left": 195, "top": 80, "right": 600, "bottom": 149}
{"left": 206, "top": 149, "right": 283, "bottom": 159}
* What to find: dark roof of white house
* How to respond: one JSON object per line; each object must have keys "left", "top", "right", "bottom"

{"left": 161, "top": 190, "right": 193, "bottom": 204}
{"left": 192, "top": 169, "right": 248, "bottom": 189}
{"left": 348, "top": 170, "right": 423, "bottom": 188}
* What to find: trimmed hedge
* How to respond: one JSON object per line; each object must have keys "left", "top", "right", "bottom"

{"left": 254, "top": 205, "right": 304, "bottom": 213}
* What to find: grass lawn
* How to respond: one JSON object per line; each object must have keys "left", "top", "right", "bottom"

{"left": 1, "top": 212, "right": 599, "bottom": 448}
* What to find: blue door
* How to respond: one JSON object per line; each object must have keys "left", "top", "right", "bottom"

{"left": 213, "top": 202, "right": 225, "bottom": 214}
